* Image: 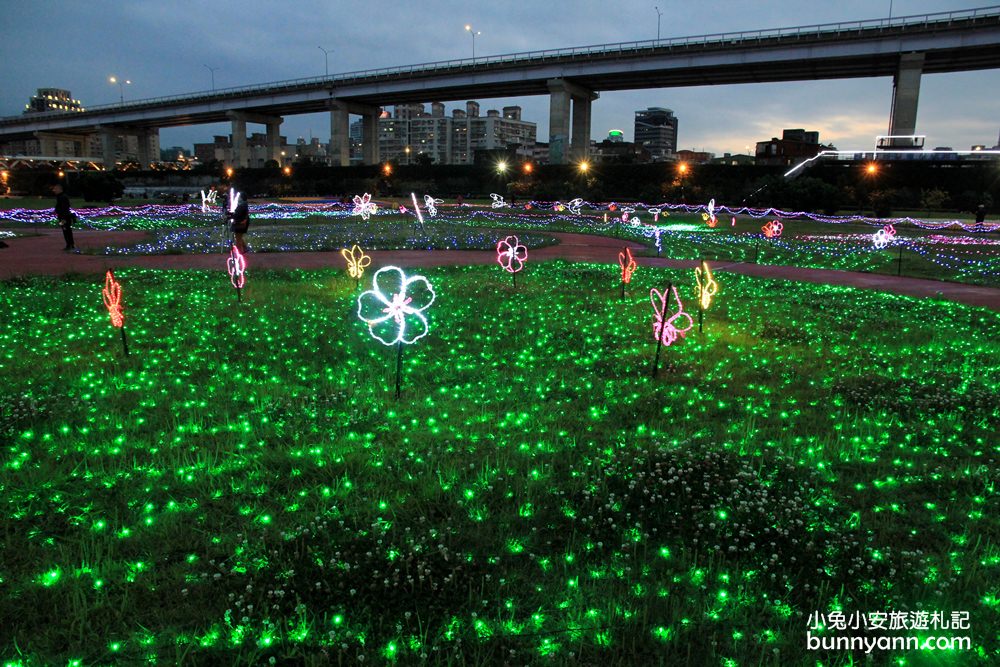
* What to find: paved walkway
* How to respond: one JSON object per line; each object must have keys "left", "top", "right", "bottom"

{"left": 3, "top": 229, "right": 999, "bottom": 311}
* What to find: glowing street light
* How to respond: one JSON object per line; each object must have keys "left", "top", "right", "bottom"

{"left": 578, "top": 160, "right": 591, "bottom": 173}
{"left": 109, "top": 76, "right": 131, "bottom": 104}
{"left": 866, "top": 162, "right": 879, "bottom": 175}
{"left": 522, "top": 162, "right": 533, "bottom": 175}
{"left": 464, "top": 24, "right": 481, "bottom": 61}
{"left": 496, "top": 160, "right": 508, "bottom": 175}
{"left": 383, "top": 163, "right": 393, "bottom": 176}
{"left": 282, "top": 166, "right": 292, "bottom": 176}
{"left": 677, "top": 162, "right": 689, "bottom": 175}
{"left": 225, "top": 167, "right": 234, "bottom": 178}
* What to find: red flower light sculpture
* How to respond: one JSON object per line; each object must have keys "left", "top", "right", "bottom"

{"left": 619, "top": 247, "right": 637, "bottom": 284}
{"left": 762, "top": 220, "right": 784, "bottom": 238}
{"left": 102, "top": 271, "right": 124, "bottom": 328}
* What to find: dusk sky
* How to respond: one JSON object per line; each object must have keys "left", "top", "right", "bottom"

{"left": 2, "top": 0, "right": 999, "bottom": 154}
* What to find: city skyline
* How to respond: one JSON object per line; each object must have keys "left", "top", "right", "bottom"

{"left": 2, "top": 0, "right": 999, "bottom": 155}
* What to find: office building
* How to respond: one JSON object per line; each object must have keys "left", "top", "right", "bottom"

{"left": 634, "top": 107, "right": 678, "bottom": 161}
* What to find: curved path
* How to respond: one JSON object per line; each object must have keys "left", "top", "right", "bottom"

{"left": 2, "top": 229, "right": 999, "bottom": 311}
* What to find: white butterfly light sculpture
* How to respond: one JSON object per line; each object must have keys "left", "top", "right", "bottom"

{"left": 352, "top": 193, "right": 378, "bottom": 221}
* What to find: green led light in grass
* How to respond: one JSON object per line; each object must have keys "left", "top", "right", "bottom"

{"left": 0, "top": 262, "right": 997, "bottom": 665}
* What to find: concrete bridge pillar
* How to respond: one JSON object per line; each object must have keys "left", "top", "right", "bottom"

{"left": 265, "top": 119, "right": 282, "bottom": 165}
{"left": 888, "top": 52, "right": 924, "bottom": 142}
{"left": 571, "top": 96, "right": 594, "bottom": 160}
{"left": 362, "top": 111, "right": 380, "bottom": 165}
{"left": 99, "top": 129, "right": 117, "bottom": 170}
{"left": 136, "top": 128, "right": 158, "bottom": 168}
{"left": 230, "top": 117, "right": 248, "bottom": 169}
{"left": 548, "top": 79, "right": 599, "bottom": 164}
{"left": 35, "top": 133, "right": 60, "bottom": 157}
{"left": 547, "top": 81, "right": 572, "bottom": 165}
{"left": 328, "top": 101, "right": 350, "bottom": 166}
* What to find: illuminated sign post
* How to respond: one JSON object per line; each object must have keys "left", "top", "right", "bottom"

{"left": 357, "top": 266, "right": 436, "bottom": 398}
{"left": 101, "top": 271, "right": 129, "bottom": 356}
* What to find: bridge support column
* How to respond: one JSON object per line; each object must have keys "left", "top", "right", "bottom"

{"left": 328, "top": 101, "right": 350, "bottom": 167}
{"left": 99, "top": 129, "right": 117, "bottom": 170}
{"left": 571, "top": 96, "right": 593, "bottom": 161}
{"left": 35, "top": 132, "right": 88, "bottom": 157}
{"left": 548, "top": 79, "right": 599, "bottom": 164}
{"left": 230, "top": 117, "right": 248, "bottom": 169}
{"left": 888, "top": 52, "right": 924, "bottom": 141}
{"left": 362, "top": 112, "right": 380, "bottom": 165}
{"left": 547, "top": 81, "right": 571, "bottom": 165}
{"left": 265, "top": 118, "right": 282, "bottom": 165}
{"left": 136, "top": 128, "right": 158, "bottom": 169}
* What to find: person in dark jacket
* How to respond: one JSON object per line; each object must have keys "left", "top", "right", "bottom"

{"left": 225, "top": 185, "right": 250, "bottom": 253}
{"left": 52, "top": 183, "right": 76, "bottom": 251}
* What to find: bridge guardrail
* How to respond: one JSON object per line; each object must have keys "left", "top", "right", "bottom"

{"left": 1, "top": 4, "right": 998, "bottom": 124}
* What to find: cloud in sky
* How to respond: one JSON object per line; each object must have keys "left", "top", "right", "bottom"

{"left": 1, "top": 0, "right": 998, "bottom": 154}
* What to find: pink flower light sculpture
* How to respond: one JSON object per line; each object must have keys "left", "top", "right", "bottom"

{"left": 651, "top": 284, "right": 693, "bottom": 346}
{"left": 227, "top": 245, "right": 246, "bottom": 289}
{"left": 496, "top": 235, "right": 528, "bottom": 274}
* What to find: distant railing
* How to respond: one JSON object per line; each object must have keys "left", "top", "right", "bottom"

{"left": 2, "top": 4, "right": 999, "bottom": 124}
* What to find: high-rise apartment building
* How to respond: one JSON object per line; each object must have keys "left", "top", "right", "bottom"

{"left": 374, "top": 102, "right": 536, "bottom": 165}
{"left": 23, "top": 88, "right": 86, "bottom": 114}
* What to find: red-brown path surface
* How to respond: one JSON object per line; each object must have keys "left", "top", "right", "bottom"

{"left": 3, "top": 229, "right": 1000, "bottom": 311}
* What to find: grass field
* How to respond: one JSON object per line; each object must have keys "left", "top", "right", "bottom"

{"left": 1, "top": 262, "right": 997, "bottom": 665}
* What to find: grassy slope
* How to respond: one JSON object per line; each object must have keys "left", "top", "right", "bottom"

{"left": 1, "top": 263, "right": 997, "bottom": 665}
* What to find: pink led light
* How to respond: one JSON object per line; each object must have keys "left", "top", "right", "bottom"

{"left": 496, "top": 235, "right": 528, "bottom": 273}
{"left": 102, "top": 271, "right": 124, "bottom": 328}
{"left": 619, "top": 247, "right": 637, "bottom": 284}
{"left": 227, "top": 245, "right": 246, "bottom": 289}
{"left": 651, "top": 284, "right": 693, "bottom": 346}
{"left": 762, "top": 220, "right": 783, "bottom": 238}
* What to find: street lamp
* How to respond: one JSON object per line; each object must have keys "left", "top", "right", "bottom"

{"left": 578, "top": 160, "right": 590, "bottom": 173}
{"left": 204, "top": 65, "right": 219, "bottom": 91}
{"left": 522, "top": 162, "right": 533, "bottom": 175}
{"left": 496, "top": 160, "right": 508, "bottom": 175}
{"left": 464, "top": 24, "right": 481, "bottom": 61}
{"left": 404, "top": 146, "right": 411, "bottom": 165}
{"left": 654, "top": 6, "right": 663, "bottom": 41}
{"left": 109, "top": 76, "right": 131, "bottom": 104}
{"left": 318, "top": 46, "right": 333, "bottom": 77}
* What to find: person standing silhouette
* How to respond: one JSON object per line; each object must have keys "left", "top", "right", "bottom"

{"left": 52, "top": 183, "right": 76, "bottom": 251}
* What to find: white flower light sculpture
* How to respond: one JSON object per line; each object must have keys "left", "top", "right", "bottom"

{"left": 357, "top": 266, "right": 436, "bottom": 346}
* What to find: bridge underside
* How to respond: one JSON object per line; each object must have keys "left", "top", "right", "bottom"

{"left": 1, "top": 14, "right": 999, "bottom": 166}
